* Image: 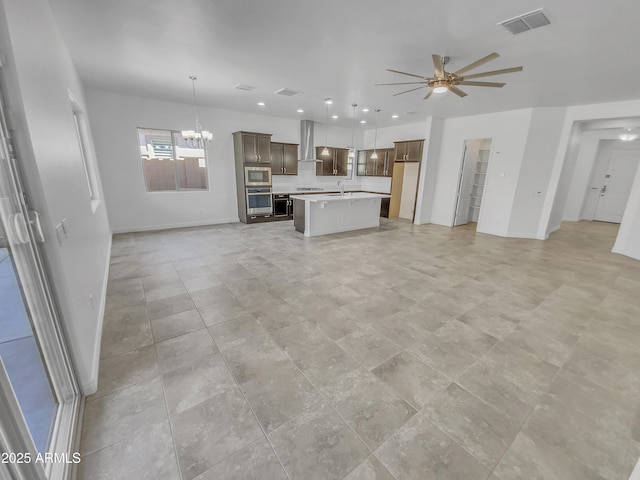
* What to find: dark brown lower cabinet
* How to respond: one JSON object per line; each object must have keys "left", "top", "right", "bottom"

{"left": 380, "top": 197, "right": 390, "bottom": 218}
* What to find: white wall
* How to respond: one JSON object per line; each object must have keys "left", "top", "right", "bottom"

{"left": 415, "top": 117, "right": 444, "bottom": 225}
{"left": 508, "top": 108, "right": 566, "bottom": 238}
{"left": 0, "top": 0, "right": 112, "bottom": 392}
{"left": 430, "top": 109, "right": 533, "bottom": 237}
{"left": 613, "top": 163, "right": 640, "bottom": 260}
{"left": 86, "top": 89, "right": 298, "bottom": 231}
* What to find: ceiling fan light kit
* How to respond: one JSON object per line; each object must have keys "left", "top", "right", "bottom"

{"left": 377, "top": 53, "right": 523, "bottom": 100}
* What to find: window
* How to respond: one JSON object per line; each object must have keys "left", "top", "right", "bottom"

{"left": 137, "top": 128, "right": 208, "bottom": 192}
{"left": 69, "top": 92, "right": 100, "bottom": 210}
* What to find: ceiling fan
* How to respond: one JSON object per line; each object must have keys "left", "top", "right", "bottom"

{"left": 377, "top": 53, "right": 523, "bottom": 100}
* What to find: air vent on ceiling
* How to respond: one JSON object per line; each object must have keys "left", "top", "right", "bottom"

{"left": 234, "top": 83, "right": 257, "bottom": 91}
{"left": 274, "top": 88, "right": 302, "bottom": 97}
{"left": 499, "top": 8, "right": 550, "bottom": 35}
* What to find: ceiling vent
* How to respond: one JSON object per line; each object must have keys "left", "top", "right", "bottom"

{"left": 234, "top": 83, "right": 257, "bottom": 91}
{"left": 499, "top": 8, "right": 550, "bottom": 34}
{"left": 274, "top": 88, "right": 302, "bottom": 97}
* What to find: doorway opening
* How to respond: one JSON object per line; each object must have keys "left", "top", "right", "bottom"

{"left": 581, "top": 140, "right": 640, "bottom": 224}
{"left": 453, "top": 138, "right": 492, "bottom": 228}
{"left": 547, "top": 116, "right": 640, "bottom": 256}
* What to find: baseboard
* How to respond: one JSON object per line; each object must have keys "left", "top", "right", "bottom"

{"left": 547, "top": 224, "right": 561, "bottom": 234}
{"left": 84, "top": 233, "right": 112, "bottom": 396}
{"left": 611, "top": 246, "right": 640, "bottom": 261}
{"left": 111, "top": 217, "right": 239, "bottom": 234}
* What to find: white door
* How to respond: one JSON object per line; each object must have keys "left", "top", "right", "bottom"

{"left": 0, "top": 74, "right": 80, "bottom": 480}
{"left": 593, "top": 150, "right": 639, "bottom": 223}
{"left": 453, "top": 142, "right": 478, "bottom": 226}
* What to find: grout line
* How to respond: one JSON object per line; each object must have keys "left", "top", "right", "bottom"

{"left": 155, "top": 342, "right": 185, "bottom": 480}
{"left": 206, "top": 328, "right": 293, "bottom": 480}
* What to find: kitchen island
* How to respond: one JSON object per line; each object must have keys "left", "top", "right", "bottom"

{"left": 290, "top": 192, "right": 390, "bottom": 237}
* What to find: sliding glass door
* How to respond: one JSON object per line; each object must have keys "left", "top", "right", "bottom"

{"left": 0, "top": 77, "right": 80, "bottom": 480}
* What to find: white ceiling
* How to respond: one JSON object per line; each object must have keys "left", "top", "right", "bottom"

{"left": 48, "top": 0, "right": 640, "bottom": 128}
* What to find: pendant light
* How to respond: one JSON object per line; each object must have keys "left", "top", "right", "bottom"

{"left": 181, "top": 76, "right": 213, "bottom": 148}
{"left": 370, "top": 109, "right": 380, "bottom": 159}
{"left": 321, "top": 98, "right": 332, "bottom": 156}
{"left": 348, "top": 103, "right": 357, "bottom": 161}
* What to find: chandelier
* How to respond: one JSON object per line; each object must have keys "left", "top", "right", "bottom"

{"left": 181, "top": 76, "right": 213, "bottom": 148}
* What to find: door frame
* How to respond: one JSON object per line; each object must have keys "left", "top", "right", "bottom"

{"left": 453, "top": 143, "right": 470, "bottom": 226}
{"left": 452, "top": 138, "right": 493, "bottom": 227}
{"left": 581, "top": 140, "right": 640, "bottom": 222}
{"left": 0, "top": 70, "right": 81, "bottom": 480}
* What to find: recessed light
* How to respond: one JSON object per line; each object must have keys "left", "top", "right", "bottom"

{"left": 360, "top": 120, "right": 367, "bottom": 124}
{"left": 257, "top": 102, "right": 265, "bottom": 106}
{"left": 362, "top": 108, "right": 370, "bottom": 112}
{"left": 234, "top": 83, "right": 257, "bottom": 91}
{"left": 297, "top": 109, "right": 304, "bottom": 113}
{"left": 392, "top": 114, "right": 399, "bottom": 119}
{"left": 332, "top": 115, "right": 338, "bottom": 119}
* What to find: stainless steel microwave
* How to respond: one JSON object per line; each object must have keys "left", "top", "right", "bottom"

{"left": 244, "top": 166, "right": 272, "bottom": 186}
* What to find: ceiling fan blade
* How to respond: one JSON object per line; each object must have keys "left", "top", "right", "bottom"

{"left": 460, "top": 66, "right": 523, "bottom": 80}
{"left": 457, "top": 81, "right": 505, "bottom": 87}
{"left": 393, "top": 86, "right": 427, "bottom": 96}
{"left": 452, "top": 52, "right": 500, "bottom": 76}
{"left": 424, "top": 90, "right": 433, "bottom": 100}
{"left": 432, "top": 55, "right": 444, "bottom": 77}
{"left": 375, "top": 81, "right": 429, "bottom": 86}
{"left": 448, "top": 85, "right": 468, "bottom": 97}
{"left": 386, "top": 68, "right": 427, "bottom": 79}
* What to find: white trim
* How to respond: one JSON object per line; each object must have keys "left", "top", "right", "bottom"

{"left": 0, "top": 360, "right": 46, "bottom": 480}
{"left": 83, "top": 233, "right": 112, "bottom": 395}
{"left": 46, "top": 396, "right": 82, "bottom": 480}
{"left": 611, "top": 246, "right": 640, "bottom": 261}
{"left": 111, "top": 217, "right": 239, "bottom": 234}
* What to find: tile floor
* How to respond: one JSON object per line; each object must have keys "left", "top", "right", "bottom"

{"left": 78, "top": 219, "right": 640, "bottom": 480}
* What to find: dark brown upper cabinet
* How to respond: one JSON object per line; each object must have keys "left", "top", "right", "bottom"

{"left": 271, "top": 142, "right": 298, "bottom": 175}
{"left": 356, "top": 148, "right": 395, "bottom": 177}
{"left": 234, "top": 131, "right": 272, "bottom": 163}
{"left": 315, "top": 146, "right": 349, "bottom": 176}
{"left": 394, "top": 139, "right": 424, "bottom": 163}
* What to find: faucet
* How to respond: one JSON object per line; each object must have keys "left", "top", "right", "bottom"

{"left": 338, "top": 180, "right": 344, "bottom": 196}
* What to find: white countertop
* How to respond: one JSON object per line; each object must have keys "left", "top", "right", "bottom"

{"left": 290, "top": 192, "right": 390, "bottom": 202}
{"left": 273, "top": 188, "right": 390, "bottom": 195}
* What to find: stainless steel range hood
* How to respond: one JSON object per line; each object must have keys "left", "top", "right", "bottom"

{"left": 299, "top": 119, "right": 322, "bottom": 162}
